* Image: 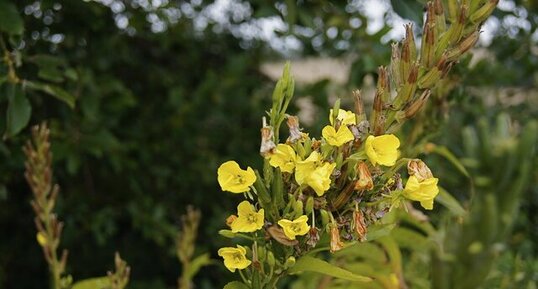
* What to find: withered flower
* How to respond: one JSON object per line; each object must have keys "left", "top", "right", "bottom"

{"left": 266, "top": 225, "right": 299, "bottom": 246}
{"left": 260, "top": 117, "right": 276, "bottom": 157}
{"left": 306, "top": 227, "right": 320, "bottom": 248}
{"left": 286, "top": 115, "right": 303, "bottom": 143}
{"left": 355, "top": 162, "right": 374, "bottom": 191}
{"left": 353, "top": 209, "right": 368, "bottom": 242}
{"left": 329, "top": 224, "right": 345, "bottom": 253}
{"left": 407, "top": 159, "right": 434, "bottom": 181}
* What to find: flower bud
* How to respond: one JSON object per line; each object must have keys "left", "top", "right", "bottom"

{"left": 329, "top": 224, "right": 345, "bottom": 253}
{"left": 226, "top": 215, "right": 237, "bottom": 228}
{"left": 304, "top": 196, "right": 314, "bottom": 215}
{"left": 284, "top": 256, "right": 296, "bottom": 269}
{"left": 355, "top": 162, "right": 374, "bottom": 191}
{"left": 320, "top": 209, "right": 330, "bottom": 228}
{"left": 257, "top": 245, "right": 266, "bottom": 262}
{"left": 218, "top": 229, "right": 236, "bottom": 239}
{"left": 407, "top": 159, "right": 434, "bottom": 181}
{"left": 293, "top": 200, "right": 304, "bottom": 218}
{"left": 267, "top": 251, "right": 276, "bottom": 267}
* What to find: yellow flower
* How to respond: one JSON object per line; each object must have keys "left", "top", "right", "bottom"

{"left": 295, "top": 151, "right": 335, "bottom": 196}
{"left": 365, "top": 134, "right": 400, "bottom": 166}
{"left": 217, "top": 161, "right": 256, "bottom": 193}
{"left": 295, "top": 151, "right": 321, "bottom": 186}
{"left": 322, "top": 125, "right": 355, "bottom": 147}
{"left": 308, "top": 162, "right": 336, "bottom": 196}
{"left": 230, "top": 201, "right": 265, "bottom": 233}
{"left": 329, "top": 109, "right": 356, "bottom": 126}
{"left": 218, "top": 245, "right": 251, "bottom": 272}
{"left": 269, "top": 144, "right": 297, "bottom": 173}
{"left": 277, "top": 215, "right": 310, "bottom": 240}
{"left": 403, "top": 175, "right": 439, "bottom": 210}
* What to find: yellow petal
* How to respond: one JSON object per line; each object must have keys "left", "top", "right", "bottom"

{"left": 329, "top": 109, "right": 357, "bottom": 126}
{"left": 365, "top": 134, "right": 400, "bottom": 166}
{"left": 269, "top": 144, "right": 297, "bottom": 173}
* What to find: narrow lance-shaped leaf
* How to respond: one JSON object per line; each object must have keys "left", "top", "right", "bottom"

{"left": 289, "top": 256, "right": 372, "bottom": 282}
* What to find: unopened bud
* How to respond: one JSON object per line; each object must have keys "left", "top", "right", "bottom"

{"left": 286, "top": 115, "right": 303, "bottom": 143}
{"left": 353, "top": 209, "right": 368, "bottom": 242}
{"left": 407, "top": 159, "right": 434, "bottom": 181}
{"left": 293, "top": 200, "right": 304, "bottom": 218}
{"left": 267, "top": 251, "right": 276, "bottom": 267}
{"left": 329, "top": 224, "right": 345, "bottom": 253}
{"left": 36, "top": 232, "right": 47, "bottom": 247}
{"left": 305, "top": 196, "right": 314, "bottom": 215}
{"left": 470, "top": 0, "right": 499, "bottom": 24}
{"left": 284, "top": 256, "right": 296, "bottom": 269}
{"left": 257, "top": 245, "right": 266, "bottom": 262}
{"left": 225, "top": 215, "right": 237, "bottom": 228}
{"left": 355, "top": 162, "right": 374, "bottom": 191}
{"left": 260, "top": 117, "right": 276, "bottom": 157}
{"left": 218, "top": 229, "right": 236, "bottom": 239}
{"left": 320, "top": 209, "right": 330, "bottom": 228}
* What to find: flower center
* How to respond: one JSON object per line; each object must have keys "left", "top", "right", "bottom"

{"left": 291, "top": 223, "right": 302, "bottom": 232}
{"left": 246, "top": 213, "right": 257, "bottom": 223}
{"left": 235, "top": 174, "right": 245, "bottom": 185}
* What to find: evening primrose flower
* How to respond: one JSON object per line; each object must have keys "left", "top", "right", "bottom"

{"left": 322, "top": 125, "right": 355, "bottom": 147}
{"left": 329, "top": 109, "right": 357, "bottom": 126}
{"left": 308, "top": 162, "right": 336, "bottom": 196}
{"left": 295, "top": 151, "right": 322, "bottom": 185}
{"left": 403, "top": 175, "right": 439, "bottom": 210}
{"left": 269, "top": 144, "right": 297, "bottom": 173}
{"left": 277, "top": 215, "right": 310, "bottom": 240}
{"left": 217, "top": 161, "right": 256, "bottom": 193}
{"left": 230, "top": 201, "right": 264, "bottom": 233}
{"left": 365, "top": 134, "right": 400, "bottom": 166}
{"left": 218, "top": 245, "right": 251, "bottom": 272}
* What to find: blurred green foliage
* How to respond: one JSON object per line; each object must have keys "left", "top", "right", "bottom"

{"left": 0, "top": 0, "right": 537, "bottom": 289}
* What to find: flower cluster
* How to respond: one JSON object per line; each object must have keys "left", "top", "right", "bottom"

{"left": 216, "top": 105, "right": 440, "bottom": 275}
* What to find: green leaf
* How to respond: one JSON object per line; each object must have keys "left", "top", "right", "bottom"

{"left": 25, "top": 81, "right": 76, "bottom": 108}
{"left": 436, "top": 187, "right": 466, "bottom": 216}
{"left": 365, "top": 223, "right": 396, "bottom": 241}
{"left": 71, "top": 277, "right": 110, "bottom": 289}
{"left": 223, "top": 281, "right": 250, "bottom": 289}
{"left": 390, "top": 0, "right": 424, "bottom": 25}
{"left": 289, "top": 256, "right": 372, "bottom": 282}
{"left": 431, "top": 145, "right": 470, "bottom": 178}
{"left": 185, "top": 253, "right": 212, "bottom": 279}
{"left": 0, "top": 1, "right": 24, "bottom": 35}
{"left": 5, "top": 84, "right": 31, "bottom": 138}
